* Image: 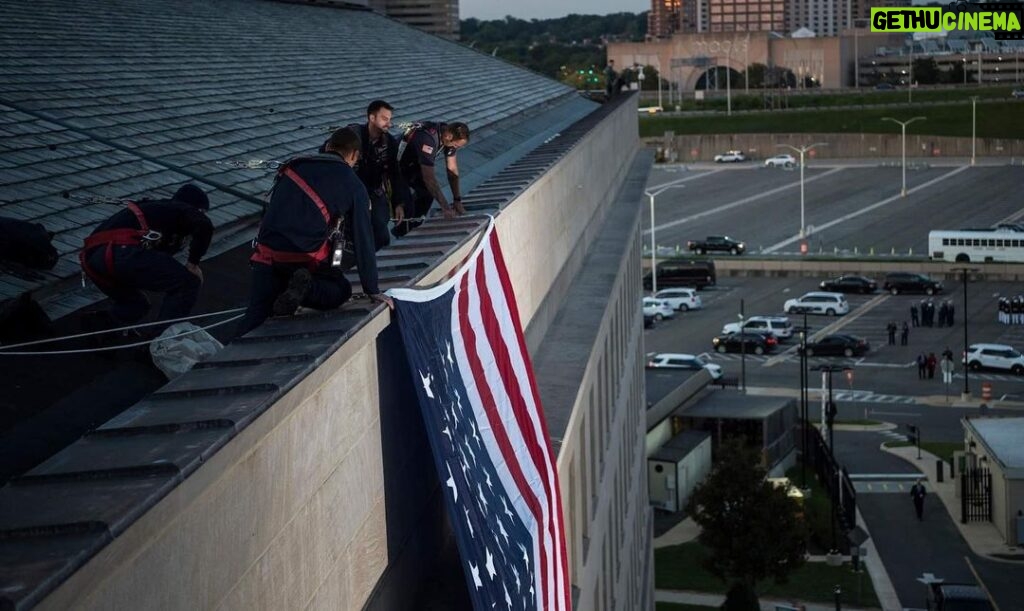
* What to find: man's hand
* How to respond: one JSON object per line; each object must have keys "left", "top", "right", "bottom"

{"left": 394, "top": 204, "right": 404, "bottom": 224}
{"left": 186, "top": 262, "right": 204, "bottom": 284}
{"left": 453, "top": 198, "right": 466, "bottom": 216}
{"left": 369, "top": 293, "right": 395, "bottom": 310}
{"left": 440, "top": 205, "right": 456, "bottom": 220}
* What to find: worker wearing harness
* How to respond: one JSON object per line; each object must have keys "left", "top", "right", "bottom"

{"left": 393, "top": 121, "right": 470, "bottom": 237}
{"left": 80, "top": 183, "right": 212, "bottom": 325}
{"left": 238, "top": 127, "right": 393, "bottom": 335}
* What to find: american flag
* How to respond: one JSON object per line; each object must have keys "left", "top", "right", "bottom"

{"left": 387, "top": 220, "right": 570, "bottom": 610}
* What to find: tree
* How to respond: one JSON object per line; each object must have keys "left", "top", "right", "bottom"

{"left": 912, "top": 57, "right": 942, "bottom": 85}
{"left": 685, "top": 438, "right": 807, "bottom": 610}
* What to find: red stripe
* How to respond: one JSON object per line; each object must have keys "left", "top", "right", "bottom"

{"left": 472, "top": 250, "right": 561, "bottom": 606}
{"left": 487, "top": 231, "right": 571, "bottom": 607}
{"left": 457, "top": 269, "right": 550, "bottom": 607}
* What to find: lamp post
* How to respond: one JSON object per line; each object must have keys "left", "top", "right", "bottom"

{"left": 777, "top": 142, "right": 828, "bottom": 238}
{"left": 970, "top": 96, "right": 979, "bottom": 166}
{"left": 818, "top": 364, "right": 853, "bottom": 552}
{"left": 908, "top": 42, "right": 914, "bottom": 103}
{"left": 951, "top": 266, "right": 979, "bottom": 400}
{"left": 644, "top": 182, "right": 686, "bottom": 294}
{"left": 739, "top": 299, "right": 747, "bottom": 394}
{"left": 881, "top": 116, "right": 926, "bottom": 197}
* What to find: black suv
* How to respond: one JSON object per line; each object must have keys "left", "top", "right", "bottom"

{"left": 926, "top": 583, "right": 993, "bottom": 610}
{"left": 883, "top": 272, "right": 943, "bottom": 295}
{"left": 643, "top": 260, "right": 716, "bottom": 290}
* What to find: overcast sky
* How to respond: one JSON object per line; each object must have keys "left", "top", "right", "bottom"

{"left": 461, "top": 0, "right": 649, "bottom": 21}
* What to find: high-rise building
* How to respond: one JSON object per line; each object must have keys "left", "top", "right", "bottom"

{"left": 369, "top": 0, "right": 460, "bottom": 40}
{"left": 649, "top": 0, "right": 682, "bottom": 38}
{"left": 707, "top": 0, "right": 785, "bottom": 32}
{"left": 785, "top": 0, "right": 847, "bottom": 37}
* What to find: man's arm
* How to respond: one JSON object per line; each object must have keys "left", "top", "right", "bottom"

{"left": 350, "top": 186, "right": 381, "bottom": 296}
{"left": 446, "top": 155, "right": 464, "bottom": 215}
{"left": 419, "top": 163, "right": 455, "bottom": 219}
{"left": 388, "top": 134, "right": 412, "bottom": 219}
{"left": 184, "top": 207, "right": 213, "bottom": 265}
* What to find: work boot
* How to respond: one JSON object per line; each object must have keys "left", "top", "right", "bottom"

{"left": 272, "top": 268, "right": 312, "bottom": 316}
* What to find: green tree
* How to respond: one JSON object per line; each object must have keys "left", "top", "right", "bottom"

{"left": 685, "top": 438, "right": 807, "bottom": 610}
{"left": 912, "top": 57, "right": 942, "bottom": 85}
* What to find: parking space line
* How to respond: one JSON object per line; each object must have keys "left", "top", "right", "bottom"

{"left": 643, "top": 167, "right": 845, "bottom": 235}
{"left": 646, "top": 169, "right": 723, "bottom": 193}
{"left": 762, "top": 166, "right": 970, "bottom": 253}
{"left": 763, "top": 293, "right": 891, "bottom": 367}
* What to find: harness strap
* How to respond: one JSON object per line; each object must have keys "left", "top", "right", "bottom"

{"left": 282, "top": 167, "right": 332, "bottom": 225}
{"left": 250, "top": 167, "right": 334, "bottom": 268}
{"left": 79, "top": 202, "right": 150, "bottom": 288}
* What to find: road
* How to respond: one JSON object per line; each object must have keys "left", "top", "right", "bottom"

{"left": 643, "top": 162, "right": 1024, "bottom": 610}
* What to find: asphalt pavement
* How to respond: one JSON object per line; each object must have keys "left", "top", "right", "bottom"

{"left": 644, "top": 161, "right": 1024, "bottom": 610}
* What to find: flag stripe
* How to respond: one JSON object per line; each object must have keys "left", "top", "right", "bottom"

{"left": 457, "top": 268, "right": 549, "bottom": 606}
{"left": 486, "top": 231, "right": 572, "bottom": 607}
{"left": 475, "top": 242, "right": 568, "bottom": 609}
{"left": 471, "top": 255, "right": 556, "bottom": 608}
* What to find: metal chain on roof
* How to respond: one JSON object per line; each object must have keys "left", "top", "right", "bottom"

{"left": 214, "top": 159, "right": 285, "bottom": 170}
{"left": 61, "top": 192, "right": 127, "bottom": 205}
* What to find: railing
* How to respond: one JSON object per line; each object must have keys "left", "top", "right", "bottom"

{"left": 960, "top": 466, "right": 993, "bottom": 523}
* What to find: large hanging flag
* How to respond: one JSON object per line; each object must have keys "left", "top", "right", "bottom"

{"left": 387, "top": 218, "right": 570, "bottom": 610}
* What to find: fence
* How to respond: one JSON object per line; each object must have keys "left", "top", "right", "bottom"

{"left": 960, "top": 467, "right": 992, "bottom": 523}
{"left": 804, "top": 421, "right": 857, "bottom": 534}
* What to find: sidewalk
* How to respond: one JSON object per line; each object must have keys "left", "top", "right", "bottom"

{"left": 882, "top": 444, "right": 1024, "bottom": 562}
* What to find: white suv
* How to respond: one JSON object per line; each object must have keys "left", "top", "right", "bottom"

{"left": 764, "top": 154, "right": 796, "bottom": 168}
{"left": 721, "top": 316, "right": 794, "bottom": 339}
{"left": 642, "top": 297, "right": 675, "bottom": 321}
{"left": 964, "top": 343, "right": 1024, "bottom": 374}
{"left": 654, "top": 288, "right": 702, "bottom": 311}
{"left": 783, "top": 292, "right": 849, "bottom": 316}
{"left": 646, "top": 353, "right": 723, "bottom": 379}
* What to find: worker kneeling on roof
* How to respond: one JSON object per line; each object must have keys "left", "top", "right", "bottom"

{"left": 80, "top": 183, "right": 212, "bottom": 326}
{"left": 239, "top": 127, "right": 393, "bottom": 335}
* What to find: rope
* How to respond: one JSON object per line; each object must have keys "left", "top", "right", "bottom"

{"left": 0, "top": 314, "right": 244, "bottom": 357}
{"left": 0, "top": 307, "right": 247, "bottom": 351}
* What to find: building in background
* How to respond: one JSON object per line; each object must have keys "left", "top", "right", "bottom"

{"left": 707, "top": 0, "right": 785, "bottom": 33}
{"left": 369, "top": 0, "right": 460, "bottom": 39}
{"left": 649, "top": 0, "right": 682, "bottom": 38}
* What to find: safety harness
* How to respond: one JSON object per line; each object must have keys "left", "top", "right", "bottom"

{"left": 250, "top": 162, "right": 344, "bottom": 269}
{"left": 79, "top": 202, "right": 160, "bottom": 288}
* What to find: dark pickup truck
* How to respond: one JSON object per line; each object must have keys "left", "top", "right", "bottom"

{"left": 687, "top": 235, "right": 746, "bottom": 255}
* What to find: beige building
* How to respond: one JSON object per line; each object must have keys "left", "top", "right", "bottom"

{"left": 649, "top": 0, "right": 683, "bottom": 38}
{"left": 610, "top": 29, "right": 905, "bottom": 90}
{"left": 707, "top": 0, "right": 786, "bottom": 33}
{"left": 961, "top": 417, "right": 1024, "bottom": 547}
{"left": 369, "top": 0, "right": 460, "bottom": 39}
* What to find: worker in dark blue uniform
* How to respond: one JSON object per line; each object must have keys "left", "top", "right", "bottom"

{"left": 239, "top": 127, "right": 393, "bottom": 335}
{"left": 344, "top": 100, "right": 410, "bottom": 250}
{"left": 393, "top": 121, "right": 470, "bottom": 237}
{"left": 80, "top": 183, "right": 212, "bottom": 325}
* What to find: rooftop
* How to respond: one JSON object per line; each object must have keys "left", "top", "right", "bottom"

{"left": 966, "top": 416, "right": 1024, "bottom": 473}
{"left": 680, "top": 393, "right": 796, "bottom": 420}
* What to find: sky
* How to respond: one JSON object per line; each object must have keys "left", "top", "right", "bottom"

{"left": 461, "top": 0, "right": 649, "bottom": 21}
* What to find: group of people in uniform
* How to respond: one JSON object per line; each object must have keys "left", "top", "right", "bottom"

{"left": 909, "top": 299, "right": 955, "bottom": 328}
{"left": 78, "top": 100, "right": 470, "bottom": 337}
{"left": 997, "top": 296, "right": 1024, "bottom": 325}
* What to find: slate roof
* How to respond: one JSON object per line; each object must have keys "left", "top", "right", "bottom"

{"left": 0, "top": 0, "right": 592, "bottom": 314}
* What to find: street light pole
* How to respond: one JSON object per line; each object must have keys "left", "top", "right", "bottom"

{"left": 644, "top": 183, "right": 687, "bottom": 294}
{"left": 951, "top": 266, "right": 979, "bottom": 400}
{"left": 777, "top": 142, "right": 828, "bottom": 238}
{"left": 881, "top": 116, "right": 926, "bottom": 197}
{"left": 970, "top": 96, "right": 978, "bottom": 166}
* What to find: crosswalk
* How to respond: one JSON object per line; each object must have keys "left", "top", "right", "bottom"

{"left": 852, "top": 480, "right": 918, "bottom": 494}
{"left": 833, "top": 391, "right": 917, "bottom": 405}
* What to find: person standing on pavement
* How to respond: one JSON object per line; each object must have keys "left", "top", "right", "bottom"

{"left": 900, "top": 321, "right": 909, "bottom": 346}
{"left": 910, "top": 303, "right": 919, "bottom": 327}
{"left": 947, "top": 300, "right": 955, "bottom": 327}
{"left": 917, "top": 353, "right": 927, "bottom": 379}
{"left": 927, "top": 352, "right": 938, "bottom": 379}
{"left": 910, "top": 479, "right": 926, "bottom": 520}
{"left": 887, "top": 320, "right": 897, "bottom": 345}
{"left": 941, "top": 353, "right": 954, "bottom": 385}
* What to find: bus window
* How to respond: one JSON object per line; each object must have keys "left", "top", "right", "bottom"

{"left": 973, "top": 239, "right": 981, "bottom": 246}
{"left": 997, "top": 240, "right": 1004, "bottom": 247}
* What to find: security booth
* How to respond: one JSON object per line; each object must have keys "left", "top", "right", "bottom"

{"left": 961, "top": 416, "right": 1024, "bottom": 546}
{"left": 648, "top": 430, "right": 712, "bottom": 513}
{"left": 672, "top": 394, "right": 799, "bottom": 477}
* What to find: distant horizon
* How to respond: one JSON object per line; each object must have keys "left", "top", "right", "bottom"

{"left": 460, "top": 0, "right": 649, "bottom": 21}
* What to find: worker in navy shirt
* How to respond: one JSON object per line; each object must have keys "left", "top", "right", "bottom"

{"left": 80, "top": 183, "right": 212, "bottom": 325}
{"left": 393, "top": 121, "right": 470, "bottom": 237}
{"left": 329, "top": 100, "right": 410, "bottom": 251}
{"left": 239, "top": 127, "right": 393, "bottom": 334}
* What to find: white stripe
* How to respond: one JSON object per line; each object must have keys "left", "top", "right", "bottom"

{"left": 456, "top": 257, "right": 551, "bottom": 609}
{"left": 386, "top": 216, "right": 495, "bottom": 303}
{"left": 480, "top": 242, "right": 568, "bottom": 609}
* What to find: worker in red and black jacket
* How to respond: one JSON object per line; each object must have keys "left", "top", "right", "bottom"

{"left": 80, "top": 183, "right": 212, "bottom": 325}
{"left": 238, "top": 127, "right": 393, "bottom": 335}
{"left": 393, "top": 121, "right": 470, "bottom": 237}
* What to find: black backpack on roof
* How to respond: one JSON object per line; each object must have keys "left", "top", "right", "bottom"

{"left": 0, "top": 216, "right": 58, "bottom": 270}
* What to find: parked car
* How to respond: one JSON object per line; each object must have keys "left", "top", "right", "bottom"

{"left": 644, "top": 260, "right": 717, "bottom": 290}
{"left": 764, "top": 154, "right": 796, "bottom": 168}
{"left": 801, "top": 334, "right": 870, "bottom": 357}
{"left": 646, "top": 352, "right": 723, "bottom": 379}
{"left": 883, "top": 272, "right": 943, "bottom": 295}
{"left": 963, "top": 343, "right": 1024, "bottom": 374}
{"left": 644, "top": 313, "right": 657, "bottom": 328}
{"left": 687, "top": 235, "right": 746, "bottom": 256}
{"left": 713, "top": 150, "right": 746, "bottom": 163}
{"left": 654, "top": 288, "right": 702, "bottom": 311}
{"left": 712, "top": 331, "right": 777, "bottom": 355}
{"left": 1011, "top": 89, "right": 1024, "bottom": 99}
{"left": 819, "top": 275, "right": 878, "bottom": 294}
{"left": 925, "top": 582, "right": 993, "bottom": 610}
{"left": 783, "top": 292, "right": 850, "bottom": 316}
{"left": 721, "top": 316, "right": 794, "bottom": 340}
{"left": 875, "top": 82, "right": 895, "bottom": 90}
{"left": 642, "top": 297, "right": 675, "bottom": 322}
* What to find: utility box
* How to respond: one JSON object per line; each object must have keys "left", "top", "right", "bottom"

{"left": 648, "top": 430, "right": 711, "bottom": 513}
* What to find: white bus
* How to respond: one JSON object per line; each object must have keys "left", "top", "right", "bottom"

{"left": 928, "top": 229, "right": 1024, "bottom": 263}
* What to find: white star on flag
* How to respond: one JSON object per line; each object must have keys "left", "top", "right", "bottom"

{"left": 446, "top": 464, "right": 458, "bottom": 502}
{"left": 470, "top": 562, "right": 483, "bottom": 589}
{"left": 419, "top": 371, "right": 434, "bottom": 398}
{"left": 465, "top": 507, "right": 474, "bottom": 538}
{"left": 485, "top": 548, "right": 497, "bottom": 579}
